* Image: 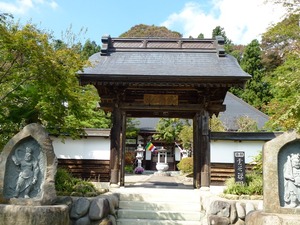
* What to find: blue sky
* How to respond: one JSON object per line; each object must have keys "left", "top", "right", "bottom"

{"left": 0, "top": 0, "right": 286, "bottom": 45}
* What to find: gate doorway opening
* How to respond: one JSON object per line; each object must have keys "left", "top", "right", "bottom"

{"left": 125, "top": 117, "right": 192, "bottom": 172}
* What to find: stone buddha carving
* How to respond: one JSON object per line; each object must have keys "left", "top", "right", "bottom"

{"left": 283, "top": 153, "right": 300, "bottom": 208}
{"left": 12, "top": 147, "right": 39, "bottom": 199}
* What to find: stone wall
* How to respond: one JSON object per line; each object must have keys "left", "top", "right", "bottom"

{"left": 200, "top": 191, "right": 263, "bottom": 225}
{"left": 57, "top": 192, "right": 119, "bottom": 225}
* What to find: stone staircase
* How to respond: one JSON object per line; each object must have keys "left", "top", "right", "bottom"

{"left": 114, "top": 188, "right": 205, "bottom": 225}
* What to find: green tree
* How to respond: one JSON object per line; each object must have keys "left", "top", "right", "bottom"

{"left": 235, "top": 116, "right": 258, "bottom": 132}
{"left": 126, "top": 118, "right": 140, "bottom": 138}
{"left": 261, "top": 14, "right": 300, "bottom": 72}
{"left": 229, "top": 45, "right": 245, "bottom": 64}
{"left": 212, "top": 26, "right": 233, "bottom": 53}
{"left": 178, "top": 125, "right": 193, "bottom": 150}
{"left": 210, "top": 115, "right": 226, "bottom": 131}
{"left": 266, "top": 0, "right": 300, "bottom": 14}
{"left": 267, "top": 53, "right": 300, "bottom": 131}
{"left": 53, "top": 39, "right": 68, "bottom": 50}
{"left": 153, "top": 118, "right": 185, "bottom": 143}
{"left": 119, "top": 24, "right": 182, "bottom": 38}
{"left": 80, "top": 39, "right": 101, "bottom": 60}
{"left": 0, "top": 19, "right": 110, "bottom": 148}
{"left": 260, "top": 13, "right": 300, "bottom": 131}
{"left": 197, "top": 33, "right": 204, "bottom": 39}
{"left": 232, "top": 39, "right": 272, "bottom": 111}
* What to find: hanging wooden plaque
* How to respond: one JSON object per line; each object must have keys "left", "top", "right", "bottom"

{"left": 144, "top": 94, "right": 178, "bottom": 105}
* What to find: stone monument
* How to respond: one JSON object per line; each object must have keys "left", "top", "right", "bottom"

{"left": 246, "top": 131, "right": 300, "bottom": 225}
{"left": 154, "top": 147, "right": 170, "bottom": 176}
{"left": 0, "top": 123, "right": 69, "bottom": 225}
{"left": 134, "top": 144, "right": 145, "bottom": 174}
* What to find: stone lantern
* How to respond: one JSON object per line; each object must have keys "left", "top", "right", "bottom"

{"left": 155, "top": 147, "right": 169, "bottom": 175}
{"left": 134, "top": 144, "right": 145, "bottom": 174}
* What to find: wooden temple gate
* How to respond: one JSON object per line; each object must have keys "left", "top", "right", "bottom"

{"left": 79, "top": 36, "right": 250, "bottom": 188}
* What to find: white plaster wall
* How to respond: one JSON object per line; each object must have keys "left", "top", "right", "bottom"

{"left": 210, "top": 140, "right": 264, "bottom": 163}
{"left": 51, "top": 136, "right": 264, "bottom": 164}
{"left": 51, "top": 136, "right": 110, "bottom": 160}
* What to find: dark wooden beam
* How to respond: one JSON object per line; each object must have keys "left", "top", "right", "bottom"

{"left": 120, "top": 103, "right": 204, "bottom": 112}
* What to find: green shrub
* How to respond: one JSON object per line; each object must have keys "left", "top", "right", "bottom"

{"left": 177, "top": 157, "right": 193, "bottom": 174}
{"left": 252, "top": 150, "right": 262, "bottom": 174}
{"left": 223, "top": 172, "right": 263, "bottom": 195}
{"left": 125, "top": 165, "right": 134, "bottom": 173}
{"left": 55, "top": 168, "right": 74, "bottom": 193}
{"left": 55, "top": 168, "right": 99, "bottom": 196}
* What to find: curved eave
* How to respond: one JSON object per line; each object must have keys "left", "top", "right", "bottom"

{"left": 79, "top": 73, "right": 249, "bottom": 88}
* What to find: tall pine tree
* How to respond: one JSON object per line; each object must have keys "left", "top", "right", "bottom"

{"left": 231, "top": 40, "right": 272, "bottom": 111}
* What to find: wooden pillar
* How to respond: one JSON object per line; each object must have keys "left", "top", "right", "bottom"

{"left": 120, "top": 111, "right": 126, "bottom": 186}
{"left": 110, "top": 106, "right": 121, "bottom": 185}
{"left": 193, "top": 110, "right": 211, "bottom": 189}
{"left": 193, "top": 112, "right": 201, "bottom": 189}
{"left": 200, "top": 110, "right": 211, "bottom": 187}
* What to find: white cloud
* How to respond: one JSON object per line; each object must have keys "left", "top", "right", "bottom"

{"left": 0, "top": 0, "right": 58, "bottom": 15}
{"left": 49, "top": 0, "right": 58, "bottom": 10}
{"left": 161, "top": 0, "right": 287, "bottom": 45}
{"left": 0, "top": 0, "right": 33, "bottom": 14}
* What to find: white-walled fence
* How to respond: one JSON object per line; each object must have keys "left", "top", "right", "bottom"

{"left": 51, "top": 133, "right": 273, "bottom": 163}
{"left": 51, "top": 131, "right": 280, "bottom": 184}
{"left": 52, "top": 137, "right": 262, "bottom": 163}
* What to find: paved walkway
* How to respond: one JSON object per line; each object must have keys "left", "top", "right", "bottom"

{"left": 123, "top": 171, "right": 225, "bottom": 194}
{"left": 125, "top": 172, "right": 193, "bottom": 189}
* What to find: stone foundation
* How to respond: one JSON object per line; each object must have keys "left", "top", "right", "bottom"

{"left": 246, "top": 210, "right": 300, "bottom": 225}
{"left": 59, "top": 193, "right": 118, "bottom": 225}
{"left": 200, "top": 190, "right": 263, "bottom": 225}
{"left": 0, "top": 193, "right": 118, "bottom": 225}
{"left": 0, "top": 204, "right": 69, "bottom": 225}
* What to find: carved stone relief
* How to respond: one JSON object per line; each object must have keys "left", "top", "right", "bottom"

{"left": 278, "top": 140, "right": 300, "bottom": 208}
{"left": 0, "top": 123, "right": 57, "bottom": 205}
{"left": 3, "top": 137, "right": 45, "bottom": 199}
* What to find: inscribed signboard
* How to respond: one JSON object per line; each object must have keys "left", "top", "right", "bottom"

{"left": 234, "top": 151, "right": 246, "bottom": 184}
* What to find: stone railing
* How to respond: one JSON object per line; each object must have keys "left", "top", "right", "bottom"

{"left": 56, "top": 192, "right": 118, "bottom": 225}
{"left": 200, "top": 190, "right": 263, "bottom": 225}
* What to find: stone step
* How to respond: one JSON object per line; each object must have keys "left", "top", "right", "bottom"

{"left": 119, "top": 200, "right": 201, "bottom": 211}
{"left": 117, "top": 218, "right": 204, "bottom": 225}
{"left": 114, "top": 188, "right": 203, "bottom": 225}
{"left": 117, "top": 209, "right": 204, "bottom": 221}
{"left": 117, "top": 189, "right": 201, "bottom": 203}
